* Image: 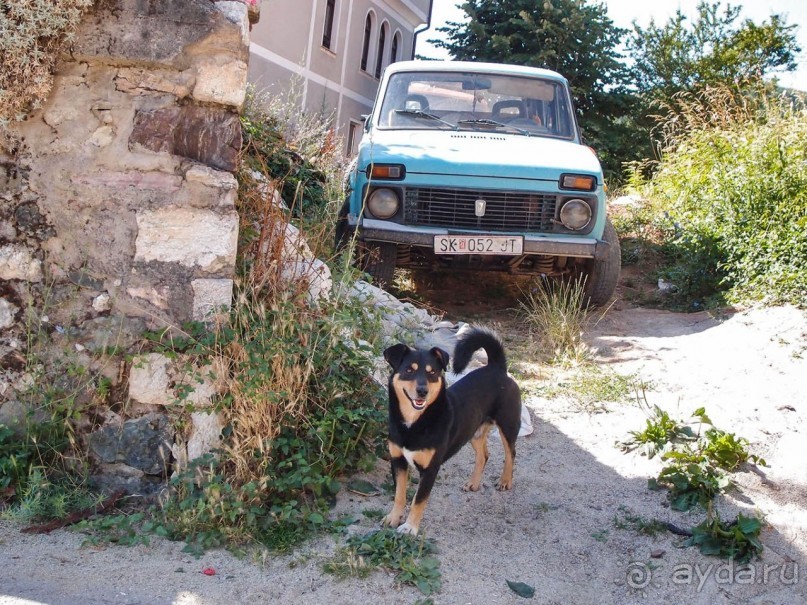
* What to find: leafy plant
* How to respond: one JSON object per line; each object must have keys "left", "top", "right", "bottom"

{"left": 325, "top": 528, "right": 442, "bottom": 596}
{"left": 701, "top": 428, "right": 766, "bottom": 472}
{"left": 75, "top": 512, "right": 160, "bottom": 547}
{"left": 618, "top": 405, "right": 701, "bottom": 458}
{"left": 684, "top": 513, "right": 763, "bottom": 563}
{"left": 656, "top": 449, "right": 731, "bottom": 512}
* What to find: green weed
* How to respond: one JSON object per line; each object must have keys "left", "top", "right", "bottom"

{"left": 684, "top": 513, "right": 763, "bottom": 563}
{"left": 548, "top": 367, "right": 646, "bottom": 411}
{"left": 325, "top": 528, "right": 441, "bottom": 596}
{"left": 612, "top": 506, "right": 667, "bottom": 537}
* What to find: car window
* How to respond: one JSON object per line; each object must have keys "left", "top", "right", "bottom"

{"left": 378, "top": 71, "right": 575, "bottom": 139}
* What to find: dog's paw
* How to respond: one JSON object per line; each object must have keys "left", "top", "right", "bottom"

{"left": 382, "top": 511, "right": 404, "bottom": 528}
{"left": 396, "top": 522, "right": 419, "bottom": 536}
{"left": 495, "top": 479, "right": 513, "bottom": 491}
{"left": 462, "top": 480, "right": 481, "bottom": 492}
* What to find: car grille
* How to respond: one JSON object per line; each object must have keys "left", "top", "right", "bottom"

{"left": 404, "top": 187, "right": 557, "bottom": 232}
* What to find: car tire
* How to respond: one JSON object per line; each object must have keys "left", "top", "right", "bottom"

{"left": 584, "top": 218, "right": 621, "bottom": 307}
{"left": 334, "top": 198, "right": 351, "bottom": 252}
{"left": 361, "top": 241, "right": 397, "bottom": 289}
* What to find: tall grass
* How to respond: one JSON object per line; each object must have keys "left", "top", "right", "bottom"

{"left": 626, "top": 86, "right": 807, "bottom": 308}
{"left": 518, "top": 276, "right": 590, "bottom": 365}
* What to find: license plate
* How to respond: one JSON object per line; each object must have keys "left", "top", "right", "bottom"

{"left": 433, "top": 235, "right": 524, "bottom": 255}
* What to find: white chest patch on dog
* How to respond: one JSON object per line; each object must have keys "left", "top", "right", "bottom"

{"left": 402, "top": 448, "right": 417, "bottom": 468}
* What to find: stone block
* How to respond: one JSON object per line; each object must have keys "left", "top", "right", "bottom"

{"left": 215, "top": 1, "right": 250, "bottom": 45}
{"left": 187, "top": 411, "right": 224, "bottom": 460}
{"left": 130, "top": 106, "right": 241, "bottom": 172}
{"left": 115, "top": 67, "right": 195, "bottom": 98}
{"left": 191, "top": 278, "right": 233, "bottom": 320}
{"left": 73, "top": 0, "right": 222, "bottom": 68}
{"left": 87, "top": 413, "right": 172, "bottom": 475}
{"left": 134, "top": 207, "right": 238, "bottom": 273}
{"left": 193, "top": 57, "right": 248, "bottom": 108}
{"left": 184, "top": 164, "right": 238, "bottom": 207}
{"left": 128, "top": 353, "right": 173, "bottom": 406}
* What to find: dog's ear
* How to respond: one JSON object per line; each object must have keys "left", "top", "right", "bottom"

{"left": 383, "top": 343, "right": 410, "bottom": 369}
{"left": 429, "top": 347, "right": 450, "bottom": 371}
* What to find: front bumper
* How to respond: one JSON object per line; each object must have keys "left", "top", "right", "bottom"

{"left": 354, "top": 218, "right": 609, "bottom": 260}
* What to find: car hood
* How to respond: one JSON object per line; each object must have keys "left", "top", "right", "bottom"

{"left": 360, "top": 129, "right": 602, "bottom": 182}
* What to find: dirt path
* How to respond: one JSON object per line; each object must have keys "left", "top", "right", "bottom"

{"left": 2, "top": 297, "right": 806, "bottom": 605}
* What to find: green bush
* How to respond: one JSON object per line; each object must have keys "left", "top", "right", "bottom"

{"left": 632, "top": 91, "right": 807, "bottom": 308}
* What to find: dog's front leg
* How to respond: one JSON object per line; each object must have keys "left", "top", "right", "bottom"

{"left": 382, "top": 443, "right": 408, "bottom": 528}
{"left": 397, "top": 464, "right": 438, "bottom": 536}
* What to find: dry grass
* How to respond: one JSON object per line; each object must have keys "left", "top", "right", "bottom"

{"left": 0, "top": 0, "right": 92, "bottom": 126}
{"left": 518, "top": 276, "right": 590, "bottom": 365}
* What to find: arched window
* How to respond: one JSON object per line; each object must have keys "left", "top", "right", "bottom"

{"left": 375, "top": 23, "right": 387, "bottom": 79}
{"left": 360, "top": 13, "right": 372, "bottom": 72}
{"left": 390, "top": 31, "right": 401, "bottom": 64}
{"left": 322, "top": 0, "right": 336, "bottom": 50}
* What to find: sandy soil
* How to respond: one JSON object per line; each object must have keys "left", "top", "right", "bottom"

{"left": 2, "top": 297, "right": 806, "bottom": 605}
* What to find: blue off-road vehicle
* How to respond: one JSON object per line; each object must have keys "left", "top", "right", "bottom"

{"left": 337, "top": 60, "right": 620, "bottom": 306}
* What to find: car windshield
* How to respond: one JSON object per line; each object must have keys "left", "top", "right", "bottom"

{"left": 377, "top": 71, "right": 576, "bottom": 139}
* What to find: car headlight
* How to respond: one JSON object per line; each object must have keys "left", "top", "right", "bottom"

{"left": 367, "top": 188, "right": 399, "bottom": 219}
{"left": 559, "top": 199, "right": 592, "bottom": 230}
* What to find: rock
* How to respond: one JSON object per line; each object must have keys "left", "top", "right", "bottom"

{"left": 183, "top": 164, "right": 238, "bottom": 207}
{"left": 186, "top": 411, "right": 224, "bottom": 460}
{"left": 92, "top": 293, "right": 112, "bottom": 312}
{"left": 114, "top": 67, "right": 195, "bottom": 98}
{"left": 650, "top": 549, "right": 666, "bottom": 559}
{"left": 129, "top": 106, "right": 242, "bottom": 172}
{"left": 77, "top": 316, "right": 145, "bottom": 352}
{"left": 73, "top": 0, "right": 226, "bottom": 68}
{"left": 280, "top": 258, "right": 332, "bottom": 302}
{"left": 90, "top": 463, "right": 165, "bottom": 497}
{"left": 0, "top": 244, "right": 43, "bottom": 282}
{"left": 87, "top": 413, "right": 172, "bottom": 475}
{"left": 191, "top": 278, "right": 233, "bottom": 321}
{"left": 193, "top": 57, "right": 248, "bottom": 108}
{"left": 134, "top": 207, "right": 238, "bottom": 273}
{"left": 128, "top": 353, "right": 173, "bottom": 406}
{"left": 0, "top": 298, "right": 18, "bottom": 330}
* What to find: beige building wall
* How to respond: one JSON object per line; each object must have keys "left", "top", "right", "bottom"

{"left": 249, "top": 0, "right": 432, "bottom": 154}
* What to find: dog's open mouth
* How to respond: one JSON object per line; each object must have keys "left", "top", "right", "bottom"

{"left": 406, "top": 393, "right": 427, "bottom": 410}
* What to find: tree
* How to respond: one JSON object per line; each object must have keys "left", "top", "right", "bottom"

{"left": 628, "top": 2, "right": 800, "bottom": 105}
{"left": 431, "top": 0, "right": 632, "bottom": 179}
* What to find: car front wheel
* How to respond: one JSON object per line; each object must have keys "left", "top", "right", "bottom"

{"left": 583, "top": 218, "right": 621, "bottom": 307}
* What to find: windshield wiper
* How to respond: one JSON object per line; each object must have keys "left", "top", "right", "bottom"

{"left": 394, "top": 109, "right": 457, "bottom": 130}
{"left": 457, "top": 118, "right": 531, "bottom": 136}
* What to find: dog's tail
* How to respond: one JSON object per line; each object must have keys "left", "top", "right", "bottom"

{"left": 452, "top": 327, "right": 507, "bottom": 374}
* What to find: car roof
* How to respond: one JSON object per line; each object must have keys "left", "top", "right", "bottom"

{"left": 382, "top": 60, "right": 568, "bottom": 84}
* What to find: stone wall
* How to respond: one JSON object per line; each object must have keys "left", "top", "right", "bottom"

{"left": 0, "top": 0, "right": 259, "bottom": 493}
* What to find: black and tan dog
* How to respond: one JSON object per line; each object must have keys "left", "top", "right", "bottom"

{"left": 381, "top": 327, "right": 522, "bottom": 535}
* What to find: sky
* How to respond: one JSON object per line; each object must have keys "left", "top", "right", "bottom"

{"left": 418, "top": 0, "right": 807, "bottom": 91}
